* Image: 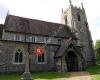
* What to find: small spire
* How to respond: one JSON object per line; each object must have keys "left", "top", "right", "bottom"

{"left": 6, "top": 10, "right": 9, "bottom": 16}
{"left": 81, "top": 2, "right": 84, "bottom": 8}
{"left": 62, "top": 8, "right": 63, "bottom": 14}
{"left": 69, "top": 0, "right": 72, "bottom": 5}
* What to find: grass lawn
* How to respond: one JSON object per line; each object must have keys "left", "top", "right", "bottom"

{"left": 86, "top": 64, "right": 100, "bottom": 80}
{"left": 0, "top": 72, "right": 69, "bottom": 80}
{"left": 1, "top": 65, "right": 100, "bottom": 80}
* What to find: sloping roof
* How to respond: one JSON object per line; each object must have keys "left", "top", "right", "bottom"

{"left": 4, "top": 14, "right": 75, "bottom": 38}
{"left": 55, "top": 40, "right": 72, "bottom": 57}
{"left": 55, "top": 41, "right": 83, "bottom": 58}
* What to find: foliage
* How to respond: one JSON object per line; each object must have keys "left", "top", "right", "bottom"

{"left": 95, "top": 40, "right": 100, "bottom": 63}
{"left": 95, "top": 40, "right": 100, "bottom": 49}
{"left": 86, "top": 65, "right": 100, "bottom": 80}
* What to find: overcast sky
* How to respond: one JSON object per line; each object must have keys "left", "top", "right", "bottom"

{"left": 0, "top": 0, "right": 100, "bottom": 44}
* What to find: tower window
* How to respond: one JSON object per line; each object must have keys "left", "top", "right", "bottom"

{"left": 65, "top": 18, "right": 67, "bottom": 24}
{"left": 77, "top": 14, "right": 81, "bottom": 21}
{"left": 14, "top": 49, "right": 23, "bottom": 63}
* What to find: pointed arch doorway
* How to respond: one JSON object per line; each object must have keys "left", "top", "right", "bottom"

{"left": 65, "top": 51, "right": 78, "bottom": 72}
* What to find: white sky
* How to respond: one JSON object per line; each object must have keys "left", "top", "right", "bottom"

{"left": 0, "top": 0, "right": 100, "bottom": 44}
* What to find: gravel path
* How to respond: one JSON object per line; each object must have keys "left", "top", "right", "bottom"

{"left": 65, "top": 72, "right": 92, "bottom": 80}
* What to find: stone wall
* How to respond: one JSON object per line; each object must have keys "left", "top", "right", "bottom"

{"left": 61, "top": 5, "right": 95, "bottom": 66}
{"left": 0, "top": 41, "right": 27, "bottom": 72}
{"left": 0, "top": 41, "right": 57, "bottom": 73}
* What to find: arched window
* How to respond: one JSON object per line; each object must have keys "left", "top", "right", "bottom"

{"left": 14, "top": 49, "right": 23, "bottom": 63}
{"left": 77, "top": 14, "right": 81, "bottom": 21}
{"left": 65, "top": 17, "right": 67, "bottom": 24}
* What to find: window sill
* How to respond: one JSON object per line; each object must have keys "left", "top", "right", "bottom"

{"left": 37, "top": 62, "right": 47, "bottom": 64}
{"left": 13, "top": 63, "right": 25, "bottom": 65}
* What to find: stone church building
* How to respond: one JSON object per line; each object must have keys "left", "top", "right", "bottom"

{"left": 0, "top": 2, "right": 95, "bottom": 72}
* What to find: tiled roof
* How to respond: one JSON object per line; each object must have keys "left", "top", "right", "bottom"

{"left": 4, "top": 14, "right": 74, "bottom": 38}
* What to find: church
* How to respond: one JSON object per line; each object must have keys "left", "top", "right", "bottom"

{"left": 0, "top": 1, "right": 95, "bottom": 73}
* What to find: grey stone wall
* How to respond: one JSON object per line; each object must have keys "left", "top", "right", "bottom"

{"left": 61, "top": 5, "right": 95, "bottom": 66}
{"left": 0, "top": 41, "right": 27, "bottom": 72}
{"left": 0, "top": 41, "right": 57, "bottom": 73}
{"left": 29, "top": 44, "right": 57, "bottom": 72}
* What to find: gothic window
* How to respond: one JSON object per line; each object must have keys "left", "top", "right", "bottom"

{"left": 77, "top": 14, "right": 81, "bottom": 21}
{"left": 14, "top": 49, "right": 23, "bottom": 63}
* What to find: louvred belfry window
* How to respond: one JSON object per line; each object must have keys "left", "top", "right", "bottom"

{"left": 77, "top": 14, "right": 81, "bottom": 21}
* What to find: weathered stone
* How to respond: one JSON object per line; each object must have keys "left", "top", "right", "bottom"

{"left": 0, "top": 2, "right": 95, "bottom": 73}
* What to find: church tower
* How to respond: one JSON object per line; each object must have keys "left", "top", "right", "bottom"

{"left": 61, "top": 0, "right": 95, "bottom": 66}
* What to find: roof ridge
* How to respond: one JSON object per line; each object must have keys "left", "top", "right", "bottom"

{"left": 8, "top": 14, "right": 66, "bottom": 26}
